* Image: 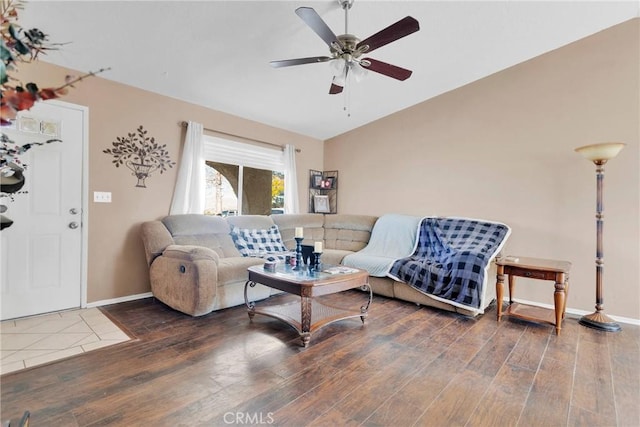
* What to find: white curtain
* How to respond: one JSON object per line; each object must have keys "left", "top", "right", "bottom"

{"left": 283, "top": 144, "right": 299, "bottom": 213}
{"left": 169, "top": 121, "right": 205, "bottom": 214}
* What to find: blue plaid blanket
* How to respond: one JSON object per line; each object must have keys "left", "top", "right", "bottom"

{"left": 388, "top": 217, "right": 510, "bottom": 312}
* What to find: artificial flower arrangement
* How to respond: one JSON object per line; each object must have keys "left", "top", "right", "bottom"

{"left": 0, "top": 0, "right": 107, "bottom": 228}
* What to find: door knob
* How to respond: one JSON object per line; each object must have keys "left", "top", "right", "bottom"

{"left": 68, "top": 222, "right": 79, "bottom": 229}
{"left": 69, "top": 208, "right": 79, "bottom": 215}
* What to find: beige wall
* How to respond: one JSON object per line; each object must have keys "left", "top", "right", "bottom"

{"left": 12, "top": 19, "right": 639, "bottom": 321}
{"left": 15, "top": 62, "right": 323, "bottom": 303}
{"left": 325, "top": 19, "right": 639, "bottom": 320}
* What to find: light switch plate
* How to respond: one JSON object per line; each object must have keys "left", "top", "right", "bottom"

{"left": 94, "top": 191, "right": 112, "bottom": 203}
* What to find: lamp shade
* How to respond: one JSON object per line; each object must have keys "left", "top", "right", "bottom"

{"left": 575, "top": 142, "right": 626, "bottom": 162}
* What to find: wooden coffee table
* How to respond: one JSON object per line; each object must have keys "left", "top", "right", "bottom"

{"left": 244, "top": 264, "right": 372, "bottom": 347}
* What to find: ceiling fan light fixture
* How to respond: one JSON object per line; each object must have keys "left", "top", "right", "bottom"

{"left": 331, "top": 57, "right": 346, "bottom": 74}
{"left": 350, "top": 62, "right": 367, "bottom": 83}
{"left": 333, "top": 65, "right": 348, "bottom": 87}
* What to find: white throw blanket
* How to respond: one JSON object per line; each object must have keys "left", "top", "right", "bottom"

{"left": 342, "top": 214, "right": 422, "bottom": 277}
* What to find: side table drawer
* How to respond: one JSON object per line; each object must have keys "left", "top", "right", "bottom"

{"left": 504, "top": 266, "right": 556, "bottom": 281}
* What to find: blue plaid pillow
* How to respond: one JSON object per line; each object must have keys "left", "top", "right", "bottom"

{"left": 231, "top": 225, "right": 288, "bottom": 257}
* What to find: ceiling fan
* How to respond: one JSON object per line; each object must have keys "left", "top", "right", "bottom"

{"left": 270, "top": 0, "right": 420, "bottom": 95}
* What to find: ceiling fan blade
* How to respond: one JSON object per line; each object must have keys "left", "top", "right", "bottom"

{"left": 295, "top": 7, "right": 342, "bottom": 50}
{"left": 361, "top": 58, "right": 412, "bottom": 81}
{"left": 329, "top": 82, "right": 343, "bottom": 94}
{"left": 270, "top": 56, "right": 332, "bottom": 68}
{"left": 356, "top": 16, "right": 419, "bottom": 53}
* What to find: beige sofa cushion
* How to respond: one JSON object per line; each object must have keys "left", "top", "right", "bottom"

{"left": 272, "top": 214, "right": 325, "bottom": 249}
{"left": 162, "top": 214, "right": 240, "bottom": 258}
{"left": 321, "top": 249, "right": 355, "bottom": 266}
{"left": 217, "top": 256, "right": 265, "bottom": 286}
{"left": 324, "top": 214, "right": 377, "bottom": 251}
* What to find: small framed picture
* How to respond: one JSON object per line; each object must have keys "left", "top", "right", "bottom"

{"left": 312, "top": 175, "right": 323, "bottom": 188}
{"left": 41, "top": 120, "right": 62, "bottom": 138}
{"left": 324, "top": 177, "right": 334, "bottom": 189}
{"left": 314, "top": 195, "right": 330, "bottom": 213}
{"left": 18, "top": 116, "right": 40, "bottom": 133}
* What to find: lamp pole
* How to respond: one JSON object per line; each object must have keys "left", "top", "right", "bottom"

{"left": 575, "top": 142, "right": 625, "bottom": 332}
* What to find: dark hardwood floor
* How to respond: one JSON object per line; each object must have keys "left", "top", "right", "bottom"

{"left": 2, "top": 291, "right": 639, "bottom": 426}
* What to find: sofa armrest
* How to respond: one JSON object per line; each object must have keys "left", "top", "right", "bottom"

{"left": 149, "top": 244, "right": 220, "bottom": 316}
{"left": 162, "top": 244, "right": 220, "bottom": 264}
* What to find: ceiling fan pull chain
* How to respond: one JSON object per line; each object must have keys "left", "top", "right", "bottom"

{"left": 344, "top": 93, "right": 350, "bottom": 118}
{"left": 344, "top": 66, "right": 351, "bottom": 117}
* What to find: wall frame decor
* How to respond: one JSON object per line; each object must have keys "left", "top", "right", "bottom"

{"left": 103, "top": 125, "right": 176, "bottom": 188}
{"left": 308, "top": 169, "right": 338, "bottom": 214}
{"left": 313, "top": 195, "right": 330, "bottom": 213}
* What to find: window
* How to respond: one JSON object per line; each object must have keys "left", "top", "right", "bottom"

{"left": 203, "top": 135, "right": 286, "bottom": 216}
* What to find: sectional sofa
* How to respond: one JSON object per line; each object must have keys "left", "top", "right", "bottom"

{"left": 141, "top": 213, "right": 504, "bottom": 318}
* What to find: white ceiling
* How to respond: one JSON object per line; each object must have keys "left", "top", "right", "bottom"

{"left": 22, "top": 1, "right": 639, "bottom": 140}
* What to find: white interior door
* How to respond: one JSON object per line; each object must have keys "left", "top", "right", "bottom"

{"left": 1, "top": 100, "right": 87, "bottom": 320}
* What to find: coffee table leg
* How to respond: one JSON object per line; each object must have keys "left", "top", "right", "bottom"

{"left": 301, "top": 333, "right": 311, "bottom": 347}
{"left": 244, "top": 280, "right": 256, "bottom": 320}
{"left": 300, "top": 296, "right": 312, "bottom": 347}
{"left": 360, "top": 283, "right": 373, "bottom": 323}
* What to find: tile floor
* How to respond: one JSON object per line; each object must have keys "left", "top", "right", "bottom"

{"left": 0, "top": 307, "right": 131, "bottom": 375}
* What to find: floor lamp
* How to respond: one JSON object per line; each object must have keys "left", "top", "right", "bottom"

{"left": 575, "top": 142, "right": 625, "bottom": 332}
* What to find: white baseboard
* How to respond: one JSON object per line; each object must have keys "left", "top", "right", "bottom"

{"left": 504, "top": 298, "right": 640, "bottom": 326}
{"left": 85, "top": 292, "right": 153, "bottom": 309}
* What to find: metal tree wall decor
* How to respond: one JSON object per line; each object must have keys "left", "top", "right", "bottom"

{"left": 103, "top": 125, "right": 175, "bottom": 188}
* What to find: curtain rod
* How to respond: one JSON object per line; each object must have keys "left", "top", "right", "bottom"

{"left": 179, "top": 121, "right": 301, "bottom": 153}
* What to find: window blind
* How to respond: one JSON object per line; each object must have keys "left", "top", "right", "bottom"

{"left": 203, "top": 135, "right": 284, "bottom": 171}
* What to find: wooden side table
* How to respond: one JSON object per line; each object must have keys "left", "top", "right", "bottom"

{"left": 496, "top": 256, "right": 571, "bottom": 335}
